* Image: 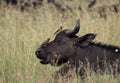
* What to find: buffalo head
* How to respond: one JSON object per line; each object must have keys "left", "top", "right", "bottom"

{"left": 35, "top": 19, "right": 96, "bottom": 66}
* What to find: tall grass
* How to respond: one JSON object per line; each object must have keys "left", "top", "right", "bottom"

{"left": 0, "top": 1, "right": 120, "bottom": 83}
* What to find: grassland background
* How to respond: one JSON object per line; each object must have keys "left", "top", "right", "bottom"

{"left": 0, "top": 0, "right": 120, "bottom": 83}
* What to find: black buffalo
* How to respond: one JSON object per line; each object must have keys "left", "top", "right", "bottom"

{"left": 35, "top": 19, "right": 120, "bottom": 78}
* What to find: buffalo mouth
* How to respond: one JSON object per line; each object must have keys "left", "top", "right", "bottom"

{"left": 39, "top": 55, "right": 50, "bottom": 64}
{"left": 35, "top": 52, "right": 49, "bottom": 64}
{"left": 40, "top": 58, "right": 49, "bottom": 64}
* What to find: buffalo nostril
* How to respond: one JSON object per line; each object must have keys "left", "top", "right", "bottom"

{"left": 35, "top": 48, "right": 42, "bottom": 55}
{"left": 35, "top": 48, "right": 41, "bottom": 55}
{"left": 35, "top": 50, "right": 41, "bottom": 56}
{"left": 35, "top": 51, "right": 42, "bottom": 59}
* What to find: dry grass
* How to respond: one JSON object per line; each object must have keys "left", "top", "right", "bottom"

{"left": 0, "top": 0, "right": 120, "bottom": 83}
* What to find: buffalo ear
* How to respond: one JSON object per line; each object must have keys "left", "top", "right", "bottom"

{"left": 83, "top": 33, "right": 96, "bottom": 42}
{"left": 75, "top": 33, "right": 96, "bottom": 47}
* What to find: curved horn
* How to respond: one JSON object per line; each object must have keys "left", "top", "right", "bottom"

{"left": 65, "top": 19, "right": 80, "bottom": 36}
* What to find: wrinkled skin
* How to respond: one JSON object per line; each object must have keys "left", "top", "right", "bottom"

{"left": 35, "top": 19, "right": 120, "bottom": 79}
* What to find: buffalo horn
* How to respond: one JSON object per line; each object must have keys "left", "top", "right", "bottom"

{"left": 65, "top": 19, "right": 80, "bottom": 36}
